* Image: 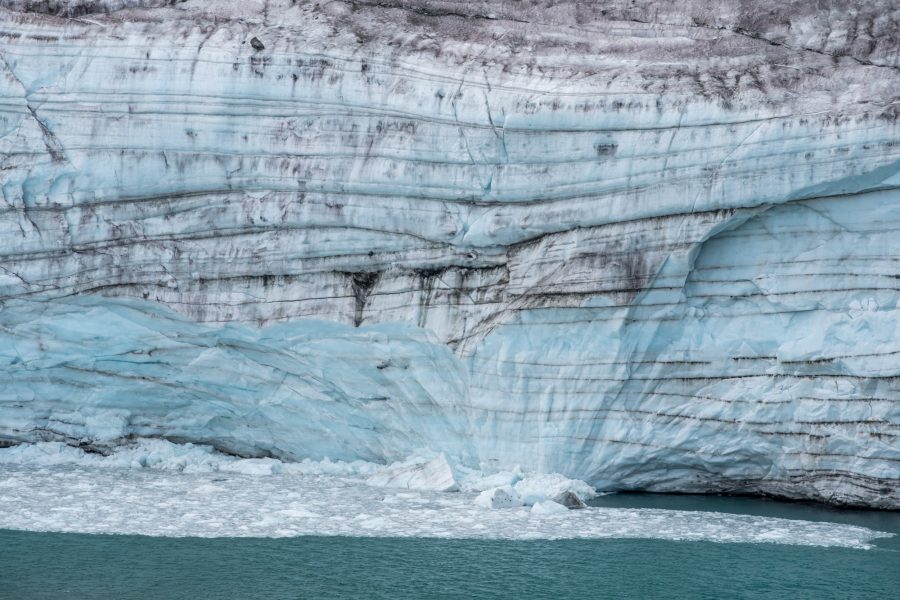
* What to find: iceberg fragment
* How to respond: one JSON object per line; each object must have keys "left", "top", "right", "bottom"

{"left": 513, "top": 474, "right": 597, "bottom": 507}
{"left": 0, "top": 438, "right": 377, "bottom": 477}
{"left": 552, "top": 491, "right": 588, "bottom": 510}
{"left": 474, "top": 486, "right": 523, "bottom": 509}
{"left": 459, "top": 468, "right": 524, "bottom": 493}
{"left": 530, "top": 501, "right": 570, "bottom": 517}
{"left": 474, "top": 474, "right": 595, "bottom": 510}
{"left": 366, "top": 454, "right": 460, "bottom": 493}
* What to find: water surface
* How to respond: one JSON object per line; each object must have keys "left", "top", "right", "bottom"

{"left": 3, "top": 494, "right": 898, "bottom": 600}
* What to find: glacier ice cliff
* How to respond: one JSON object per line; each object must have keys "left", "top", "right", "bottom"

{"left": 0, "top": 0, "right": 899, "bottom": 507}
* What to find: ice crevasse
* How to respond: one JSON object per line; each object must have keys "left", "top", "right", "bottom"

{"left": 0, "top": 0, "right": 899, "bottom": 507}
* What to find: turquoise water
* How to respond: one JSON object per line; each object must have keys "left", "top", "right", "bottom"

{"left": 2, "top": 495, "right": 898, "bottom": 600}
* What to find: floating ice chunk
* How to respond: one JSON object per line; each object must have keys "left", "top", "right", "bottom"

{"left": 473, "top": 473, "right": 593, "bottom": 509}
{"left": 279, "top": 505, "right": 322, "bottom": 519}
{"left": 474, "top": 485, "right": 523, "bottom": 509}
{"left": 460, "top": 467, "right": 524, "bottom": 492}
{"left": 530, "top": 500, "right": 569, "bottom": 516}
{"left": 358, "top": 516, "right": 388, "bottom": 530}
{"left": 121, "top": 440, "right": 225, "bottom": 472}
{"left": 220, "top": 458, "right": 285, "bottom": 476}
{"left": 514, "top": 473, "right": 596, "bottom": 506}
{"left": 366, "top": 454, "right": 459, "bottom": 492}
{"left": 0, "top": 439, "right": 381, "bottom": 478}
{"left": 0, "top": 441, "right": 91, "bottom": 466}
{"left": 553, "top": 491, "right": 587, "bottom": 509}
{"left": 281, "top": 457, "right": 379, "bottom": 477}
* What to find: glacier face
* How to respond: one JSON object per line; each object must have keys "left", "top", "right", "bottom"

{"left": 0, "top": 0, "right": 899, "bottom": 507}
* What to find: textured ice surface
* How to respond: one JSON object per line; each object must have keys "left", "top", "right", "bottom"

{"left": 0, "top": 297, "right": 473, "bottom": 464}
{"left": 0, "top": 439, "right": 379, "bottom": 476}
{"left": 513, "top": 474, "right": 597, "bottom": 506}
{"left": 0, "top": 443, "right": 892, "bottom": 548}
{"left": 0, "top": 0, "right": 899, "bottom": 507}
{"left": 366, "top": 454, "right": 459, "bottom": 492}
{"left": 474, "top": 485, "right": 522, "bottom": 509}
{"left": 530, "top": 500, "right": 570, "bottom": 516}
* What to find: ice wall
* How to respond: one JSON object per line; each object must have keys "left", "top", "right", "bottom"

{"left": 1, "top": 0, "right": 898, "bottom": 507}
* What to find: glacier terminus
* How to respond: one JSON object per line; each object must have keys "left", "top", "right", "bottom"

{"left": 0, "top": 0, "right": 898, "bottom": 508}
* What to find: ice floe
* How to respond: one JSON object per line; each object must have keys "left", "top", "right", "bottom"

{"left": 0, "top": 442, "right": 892, "bottom": 548}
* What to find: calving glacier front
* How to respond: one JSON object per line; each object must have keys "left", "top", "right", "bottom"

{"left": 0, "top": 0, "right": 898, "bottom": 507}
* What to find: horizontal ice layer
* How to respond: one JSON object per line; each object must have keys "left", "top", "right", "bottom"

{"left": 3, "top": 192, "right": 898, "bottom": 506}
{"left": 464, "top": 191, "right": 900, "bottom": 506}
{"left": 0, "top": 0, "right": 899, "bottom": 507}
{"left": 0, "top": 443, "right": 892, "bottom": 548}
{"left": 1, "top": 1, "right": 898, "bottom": 334}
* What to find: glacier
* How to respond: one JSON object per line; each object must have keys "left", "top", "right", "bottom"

{"left": 0, "top": 0, "right": 899, "bottom": 508}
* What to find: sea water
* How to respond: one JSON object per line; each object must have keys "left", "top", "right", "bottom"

{"left": 2, "top": 493, "right": 898, "bottom": 600}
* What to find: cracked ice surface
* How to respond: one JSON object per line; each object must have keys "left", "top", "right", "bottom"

{"left": 0, "top": 0, "right": 899, "bottom": 507}
{"left": 0, "top": 442, "right": 891, "bottom": 549}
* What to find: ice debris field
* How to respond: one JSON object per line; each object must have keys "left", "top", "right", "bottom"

{"left": 0, "top": 440, "right": 891, "bottom": 549}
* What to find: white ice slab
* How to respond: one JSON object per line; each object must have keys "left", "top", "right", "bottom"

{"left": 474, "top": 485, "right": 523, "bottom": 509}
{"left": 366, "top": 454, "right": 459, "bottom": 492}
